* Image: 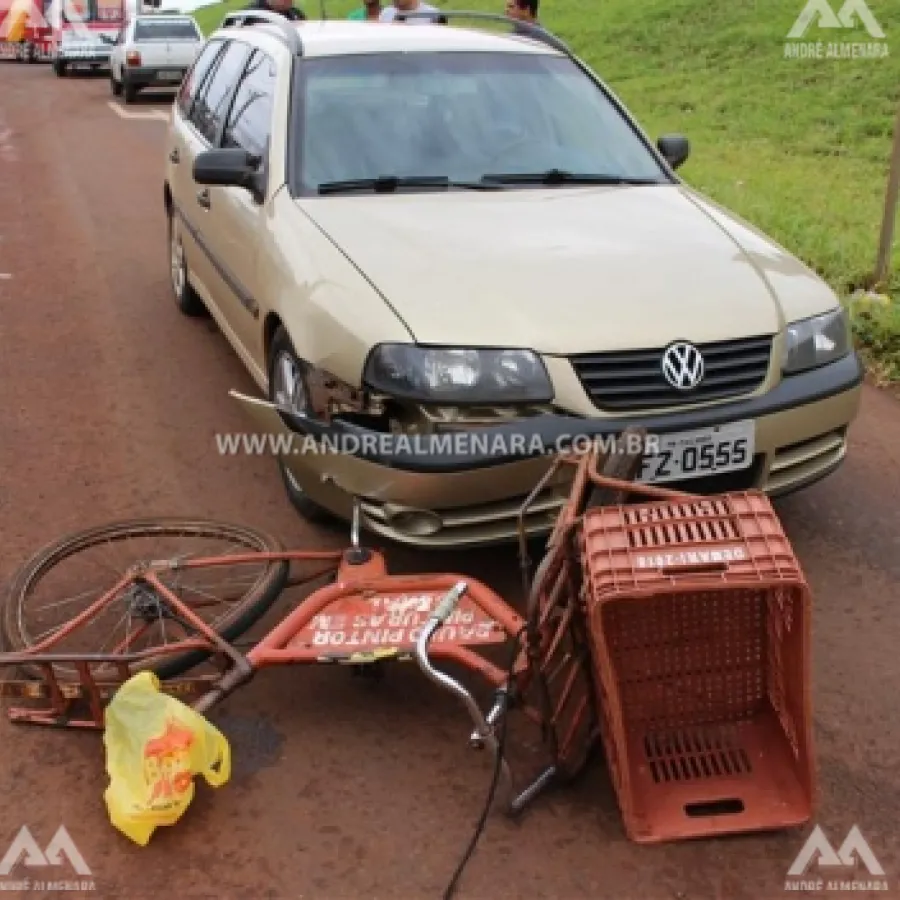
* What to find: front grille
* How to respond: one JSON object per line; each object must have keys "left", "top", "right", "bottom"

{"left": 570, "top": 335, "right": 773, "bottom": 412}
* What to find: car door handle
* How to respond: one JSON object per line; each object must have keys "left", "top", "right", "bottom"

{"left": 196, "top": 188, "right": 210, "bottom": 209}
{"left": 169, "top": 147, "right": 179, "bottom": 163}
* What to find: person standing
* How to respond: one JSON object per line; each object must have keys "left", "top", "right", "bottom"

{"left": 244, "top": 0, "right": 306, "bottom": 19}
{"left": 504, "top": 0, "right": 540, "bottom": 29}
{"left": 379, "top": 0, "right": 440, "bottom": 24}
{"left": 348, "top": 1, "right": 382, "bottom": 19}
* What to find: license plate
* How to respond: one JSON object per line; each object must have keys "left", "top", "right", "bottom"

{"left": 157, "top": 70, "right": 182, "bottom": 80}
{"left": 637, "top": 420, "right": 755, "bottom": 484}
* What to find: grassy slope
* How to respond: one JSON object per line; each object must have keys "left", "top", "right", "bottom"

{"left": 195, "top": 0, "right": 900, "bottom": 380}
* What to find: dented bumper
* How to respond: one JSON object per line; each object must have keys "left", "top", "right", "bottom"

{"left": 228, "top": 351, "right": 862, "bottom": 548}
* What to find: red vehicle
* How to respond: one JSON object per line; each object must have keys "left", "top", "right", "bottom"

{"left": 0, "top": 0, "right": 53, "bottom": 62}
{"left": 47, "top": 0, "right": 123, "bottom": 76}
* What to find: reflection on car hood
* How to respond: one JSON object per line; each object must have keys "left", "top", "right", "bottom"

{"left": 302, "top": 184, "right": 808, "bottom": 354}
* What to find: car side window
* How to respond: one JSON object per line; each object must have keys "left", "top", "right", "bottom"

{"left": 176, "top": 38, "right": 224, "bottom": 120}
{"left": 190, "top": 40, "right": 252, "bottom": 145}
{"left": 221, "top": 49, "right": 277, "bottom": 159}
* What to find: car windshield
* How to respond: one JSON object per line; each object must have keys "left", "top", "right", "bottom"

{"left": 295, "top": 51, "right": 671, "bottom": 193}
{"left": 133, "top": 18, "right": 199, "bottom": 40}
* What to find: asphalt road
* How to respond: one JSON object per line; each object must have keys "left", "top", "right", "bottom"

{"left": 1, "top": 64, "right": 899, "bottom": 900}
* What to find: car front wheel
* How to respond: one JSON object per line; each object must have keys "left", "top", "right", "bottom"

{"left": 268, "top": 327, "right": 335, "bottom": 525}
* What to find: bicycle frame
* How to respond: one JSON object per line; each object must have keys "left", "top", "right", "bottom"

{"left": 0, "top": 488, "right": 604, "bottom": 818}
{"left": 0, "top": 433, "right": 666, "bottom": 817}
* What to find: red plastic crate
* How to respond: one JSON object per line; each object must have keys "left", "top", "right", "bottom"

{"left": 579, "top": 490, "right": 816, "bottom": 843}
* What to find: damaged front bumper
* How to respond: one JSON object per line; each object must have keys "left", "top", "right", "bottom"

{"left": 230, "top": 351, "right": 863, "bottom": 548}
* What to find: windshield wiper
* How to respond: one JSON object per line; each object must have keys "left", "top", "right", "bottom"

{"left": 480, "top": 169, "right": 663, "bottom": 186}
{"left": 317, "top": 175, "right": 504, "bottom": 195}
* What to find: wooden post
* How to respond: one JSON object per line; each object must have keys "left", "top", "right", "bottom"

{"left": 874, "top": 102, "right": 900, "bottom": 287}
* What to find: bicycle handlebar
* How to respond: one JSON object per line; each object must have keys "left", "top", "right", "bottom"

{"left": 413, "top": 584, "right": 515, "bottom": 810}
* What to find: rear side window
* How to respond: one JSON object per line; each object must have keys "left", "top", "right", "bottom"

{"left": 190, "top": 40, "right": 252, "bottom": 144}
{"left": 222, "top": 49, "right": 277, "bottom": 158}
{"left": 176, "top": 38, "right": 224, "bottom": 119}
{"left": 134, "top": 19, "right": 200, "bottom": 40}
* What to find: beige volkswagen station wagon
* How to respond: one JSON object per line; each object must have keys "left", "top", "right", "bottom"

{"left": 163, "top": 12, "right": 863, "bottom": 548}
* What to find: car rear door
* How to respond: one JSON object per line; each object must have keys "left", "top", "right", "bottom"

{"left": 132, "top": 16, "right": 197, "bottom": 80}
{"left": 168, "top": 36, "right": 229, "bottom": 301}
{"left": 197, "top": 47, "right": 279, "bottom": 366}
{"left": 174, "top": 38, "right": 253, "bottom": 323}
{"left": 130, "top": 18, "right": 168, "bottom": 70}
{"left": 172, "top": 18, "right": 204, "bottom": 71}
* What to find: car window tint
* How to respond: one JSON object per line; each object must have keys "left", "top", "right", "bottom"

{"left": 176, "top": 38, "right": 223, "bottom": 119}
{"left": 190, "top": 41, "right": 252, "bottom": 144}
{"left": 222, "top": 49, "right": 277, "bottom": 158}
{"left": 134, "top": 19, "right": 200, "bottom": 40}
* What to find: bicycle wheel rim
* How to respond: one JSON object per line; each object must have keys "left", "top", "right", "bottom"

{"left": 2, "top": 518, "right": 289, "bottom": 682}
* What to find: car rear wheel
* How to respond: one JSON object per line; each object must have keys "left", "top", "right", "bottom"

{"left": 123, "top": 81, "right": 137, "bottom": 103}
{"left": 168, "top": 209, "right": 205, "bottom": 317}
{"left": 268, "top": 328, "right": 336, "bottom": 526}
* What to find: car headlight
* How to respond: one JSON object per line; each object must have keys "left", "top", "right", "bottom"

{"left": 782, "top": 307, "right": 851, "bottom": 375}
{"left": 363, "top": 345, "right": 554, "bottom": 403}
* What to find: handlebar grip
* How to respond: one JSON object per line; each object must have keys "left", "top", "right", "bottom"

{"left": 432, "top": 581, "right": 468, "bottom": 624}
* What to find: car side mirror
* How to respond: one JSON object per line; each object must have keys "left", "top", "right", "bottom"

{"left": 656, "top": 134, "right": 690, "bottom": 170}
{"left": 193, "top": 148, "right": 264, "bottom": 201}
{"left": 100, "top": 33, "right": 114, "bottom": 43}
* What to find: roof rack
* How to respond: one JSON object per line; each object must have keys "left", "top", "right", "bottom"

{"left": 220, "top": 8, "right": 304, "bottom": 55}
{"left": 393, "top": 9, "right": 573, "bottom": 57}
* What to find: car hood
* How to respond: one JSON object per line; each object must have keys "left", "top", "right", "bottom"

{"left": 300, "top": 184, "right": 810, "bottom": 354}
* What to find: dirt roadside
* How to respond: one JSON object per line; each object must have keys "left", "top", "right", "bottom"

{"left": 0, "top": 65, "right": 898, "bottom": 900}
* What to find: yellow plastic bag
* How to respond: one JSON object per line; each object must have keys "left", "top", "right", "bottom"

{"left": 102, "top": 671, "right": 231, "bottom": 846}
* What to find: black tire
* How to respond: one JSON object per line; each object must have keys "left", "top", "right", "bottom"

{"left": 167, "top": 207, "right": 206, "bottom": 316}
{"left": 53, "top": 59, "right": 66, "bottom": 76}
{"left": 268, "top": 327, "right": 336, "bottom": 525}
{"left": 123, "top": 81, "right": 137, "bottom": 103}
{"left": 110, "top": 70, "right": 121, "bottom": 95}
{"left": 1, "top": 518, "right": 289, "bottom": 682}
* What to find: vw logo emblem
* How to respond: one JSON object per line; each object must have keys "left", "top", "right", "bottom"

{"left": 661, "top": 341, "right": 704, "bottom": 390}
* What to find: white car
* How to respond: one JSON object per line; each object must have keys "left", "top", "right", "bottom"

{"left": 109, "top": 14, "right": 203, "bottom": 103}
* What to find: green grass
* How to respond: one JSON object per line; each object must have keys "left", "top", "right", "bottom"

{"left": 193, "top": 0, "right": 900, "bottom": 381}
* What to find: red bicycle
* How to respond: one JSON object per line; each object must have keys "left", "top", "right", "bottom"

{"left": 0, "top": 431, "right": 659, "bottom": 820}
